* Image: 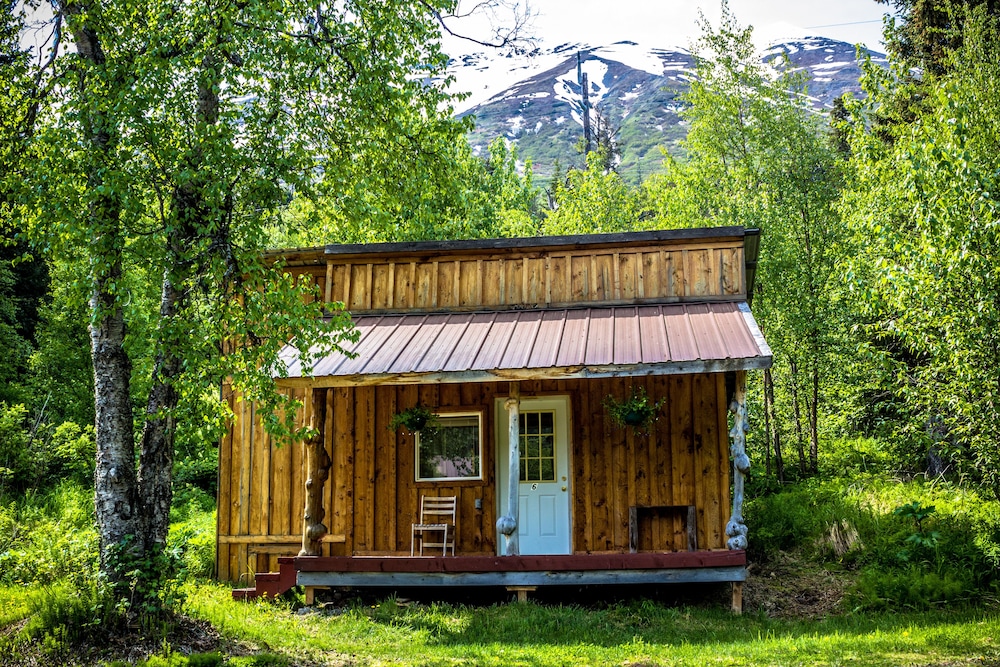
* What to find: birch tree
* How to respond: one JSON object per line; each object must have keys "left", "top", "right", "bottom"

{"left": 645, "top": 5, "right": 847, "bottom": 476}
{"left": 3, "top": 0, "right": 479, "bottom": 612}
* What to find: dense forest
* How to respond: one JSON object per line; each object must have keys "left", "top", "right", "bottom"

{"left": 3, "top": 0, "right": 1000, "bottom": 663}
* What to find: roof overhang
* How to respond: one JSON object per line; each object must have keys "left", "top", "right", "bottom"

{"left": 276, "top": 301, "right": 772, "bottom": 388}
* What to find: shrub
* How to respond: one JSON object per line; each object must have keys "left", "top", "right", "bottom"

{"left": 0, "top": 402, "right": 30, "bottom": 490}
{"left": 0, "top": 403, "right": 94, "bottom": 492}
{"left": 20, "top": 580, "right": 120, "bottom": 658}
{"left": 848, "top": 567, "right": 976, "bottom": 611}
{"left": 168, "top": 508, "right": 217, "bottom": 580}
{"left": 0, "top": 482, "right": 98, "bottom": 588}
{"left": 744, "top": 480, "right": 862, "bottom": 562}
{"left": 818, "top": 436, "right": 898, "bottom": 479}
{"left": 174, "top": 447, "right": 219, "bottom": 497}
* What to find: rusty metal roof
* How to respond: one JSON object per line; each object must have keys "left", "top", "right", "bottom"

{"left": 277, "top": 302, "right": 772, "bottom": 387}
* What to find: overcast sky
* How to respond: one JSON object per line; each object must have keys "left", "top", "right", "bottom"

{"left": 445, "top": 0, "right": 890, "bottom": 55}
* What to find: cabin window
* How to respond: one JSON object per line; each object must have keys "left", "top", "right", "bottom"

{"left": 519, "top": 410, "right": 556, "bottom": 482}
{"left": 415, "top": 412, "right": 482, "bottom": 481}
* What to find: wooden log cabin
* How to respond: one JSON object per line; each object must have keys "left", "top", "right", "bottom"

{"left": 220, "top": 226, "right": 772, "bottom": 610}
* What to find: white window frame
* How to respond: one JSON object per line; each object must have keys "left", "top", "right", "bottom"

{"left": 415, "top": 411, "right": 484, "bottom": 482}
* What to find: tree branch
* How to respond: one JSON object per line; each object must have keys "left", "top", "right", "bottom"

{"left": 419, "top": 0, "right": 536, "bottom": 51}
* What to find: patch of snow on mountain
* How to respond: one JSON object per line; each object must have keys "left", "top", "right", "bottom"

{"left": 592, "top": 42, "right": 666, "bottom": 77}
{"left": 812, "top": 62, "right": 853, "bottom": 70}
{"left": 447, "top": 45, "right": 587, "bottom": 114}
{"left": 553, "top": 59, "right": 610, "bottom": 109}
{"left": 507, "top": 116, "right": 524, "bottom": 137}
{"left": 767, "top": 42, "right": 799, "bottom": 56}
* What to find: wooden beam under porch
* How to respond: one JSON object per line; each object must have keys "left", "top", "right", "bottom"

{"left": 293, "top": 551, "right": 746, "bottom": 589}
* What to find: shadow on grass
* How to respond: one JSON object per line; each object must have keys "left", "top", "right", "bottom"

{"left": 332, "top": 584, "right": 999, "bottom": 654}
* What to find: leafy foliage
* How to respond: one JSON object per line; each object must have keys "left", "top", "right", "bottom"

{"left": 543, "top": 152, "right": 647, "bottom": 234}
{"left": 644, "top": 6, "right": 848, "bottom": 478}
{"left": 841, "top": 7, "right": 1000, "bottom": 490}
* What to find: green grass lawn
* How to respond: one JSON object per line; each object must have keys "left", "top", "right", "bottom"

{"left": 183, "top": 582, "right": 1000, "bottom": 666}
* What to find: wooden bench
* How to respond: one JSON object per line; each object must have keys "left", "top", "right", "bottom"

{"left": 628, "top": 505, "right": 698, "bottom": 553}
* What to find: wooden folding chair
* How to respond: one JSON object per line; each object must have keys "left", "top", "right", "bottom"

{"left": 410, "top": 495, "right": 457, "bottom": 556}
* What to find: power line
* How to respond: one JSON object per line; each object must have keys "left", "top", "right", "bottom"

{"left": 804, "top": 19, "right": 884, "bottom": 29}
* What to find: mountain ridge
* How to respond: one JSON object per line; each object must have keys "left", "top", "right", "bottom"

{"left": 447, "top": 37, "right": 886, "bottom": 184}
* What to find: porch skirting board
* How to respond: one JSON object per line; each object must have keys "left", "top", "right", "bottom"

{"left": 298, "top": 565, "right": 746, "bottom": 588}
{"left": 291, "top": 551, "right": 747, "bottom": 587}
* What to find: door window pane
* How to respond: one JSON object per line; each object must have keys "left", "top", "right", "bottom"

{"left": 519, "top": 410, "right": 556, "bottom": 482}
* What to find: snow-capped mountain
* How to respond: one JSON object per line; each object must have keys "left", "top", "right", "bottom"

{"left": 446, "top": 37, "right": 886, "bottom": 184}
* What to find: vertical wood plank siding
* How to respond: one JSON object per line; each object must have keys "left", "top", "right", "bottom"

{"left": 217, "top": 233, "right": 751, "bottom": 581}
{"left": 279, "top": 242, "right": 744, "bottom": 315}
{"left": 216, "top": 375, "right": 732, "bottom": 581}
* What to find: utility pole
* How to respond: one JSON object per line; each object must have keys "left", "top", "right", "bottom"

{"left": 577, "top": 52, "right": 591, "bottom": 154}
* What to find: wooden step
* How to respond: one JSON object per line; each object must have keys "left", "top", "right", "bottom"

{"left": 231, "top": 558, "right": 299, "bottom": 601}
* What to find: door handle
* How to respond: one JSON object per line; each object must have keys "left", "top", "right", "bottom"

{"left": 561, "top": 486, "right": 567, "bottom": 492}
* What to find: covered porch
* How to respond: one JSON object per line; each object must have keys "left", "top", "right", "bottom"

{"left": 220, "top": 229, "right": 771, "bottom": 612}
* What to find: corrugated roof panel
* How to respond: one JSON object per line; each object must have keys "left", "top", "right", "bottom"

{"left": 313, "top": 315, "right": 391, "bottom": 377}
{"left": 413, "top": 314, "right": 469, "bottom": 373}
{"left": 526, "top": 310, "right": 567, "bottom": 369}
{"left": 665, "top": 307, "right": 699, "bottom": 361}
{"left": 389, "top": 313, "right": 449, "bottom": 374}
{"left": 279, "top": 302, "right": 772, "bottom": 384}
{"left": 556, "top": 309, "right": 590, "bottom": 367}
{"left": 637, "top": 306, "right": 670, "bottom": 364}
{"left": 471, "top": 312, "right": 519, "bottom": 371}
{"left": 501, "top": 311, "right": 543, "bottom": 369}
{"left": 712, "top": 302, "right": 760, "bottom": 359}
{"left": 613, "top": 307, "right": 642, "bottom": 365}
{"left": 686, "top": 303, "right": 726, "bottom": 361}
{"left": 584, "top": 308, "right": 615, "bottom": 365}
{"left": 348, "top": 314, "right": 424, "bottom": 375}
{"left": 442, "top": 313, "right": 494, "bottom": 371}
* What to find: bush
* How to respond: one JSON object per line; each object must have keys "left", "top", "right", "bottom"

{"left": 19, "top": 580, "right": 120, "bottom": 658}
{"left": 745, "top": 480, "right": 863, "bottom": 562}
{"left": 818, "top": 436, "right": 898, "bottom": 479}
{"left": 746, "top": 476, "right": 1000, "bottom": 609}
{"left": 848, "top": 567, "right": 976, "bottom": 611}
{"left": 174, "top": 447, "right": 219, "bottom": 497}
{"left": 0, "top": 482, "right": 98, "bottom": 588}
{"left": 0, "top": 402, "right": 30, "bottom": 489}
{"left": 0, "top": 402, "right": 94, "bottom": 492}
{"left": 168, "top": 508, "right": 217, "bottom": 580}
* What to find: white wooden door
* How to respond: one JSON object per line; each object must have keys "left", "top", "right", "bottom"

{"left": 496, "top": 396, "right": 571, "bottom": 555}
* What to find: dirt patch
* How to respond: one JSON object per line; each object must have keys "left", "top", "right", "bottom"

{"left": 1, "top": 615, "right": 231, "bottom": 667}
{"left": 743, "top": 551, "right": 857, "bottom": 619}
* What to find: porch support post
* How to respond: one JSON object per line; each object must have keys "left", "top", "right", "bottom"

{"left": 497, "top": 383, "right": 520, "bottom": 556}
{"left": 726, "top": 370, "right": 750, "bottom": 551}
{"left": 300, "top": 388, "right": 331, "bottom": 557}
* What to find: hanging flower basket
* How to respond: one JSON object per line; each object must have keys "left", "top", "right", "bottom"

{"left": 603, "top": 386, "right": 664, "bottom": 432}
{"left": 389, "top": 404, "right": 438, "bottom": 435}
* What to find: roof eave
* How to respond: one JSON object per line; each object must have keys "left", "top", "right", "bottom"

{"left": 274, "top": 355, "right": 773, "bottom": 388}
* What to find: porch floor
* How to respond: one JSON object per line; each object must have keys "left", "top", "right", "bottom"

{"left": 295, "top": 551, "right": 746, "bottom": 588}
{"left": 234, "top": 550, "right": 747, "bottom": 601}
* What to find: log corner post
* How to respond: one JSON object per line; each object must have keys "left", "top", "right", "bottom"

{"left": 726, "top": 370, "right": 750, "bottom": 552}
{"left": 300, "top": 388, "right": 331, "bottom": 557}
{"left": 496, "top": 383, "right": 520, "bottom": 556}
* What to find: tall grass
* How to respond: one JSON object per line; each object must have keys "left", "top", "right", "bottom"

{"left": 183, "top": 582, "right": 1000, "bottom": 666}
{"left": 746, "top": 475, "right": 1000, "bottom": 610}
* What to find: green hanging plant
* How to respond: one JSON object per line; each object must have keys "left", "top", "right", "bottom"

{"left": 603, "top": 386, "right": 665, "bottom": 432}
{"left": 389, "top": 404, "right": 438, "bottom": 435}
